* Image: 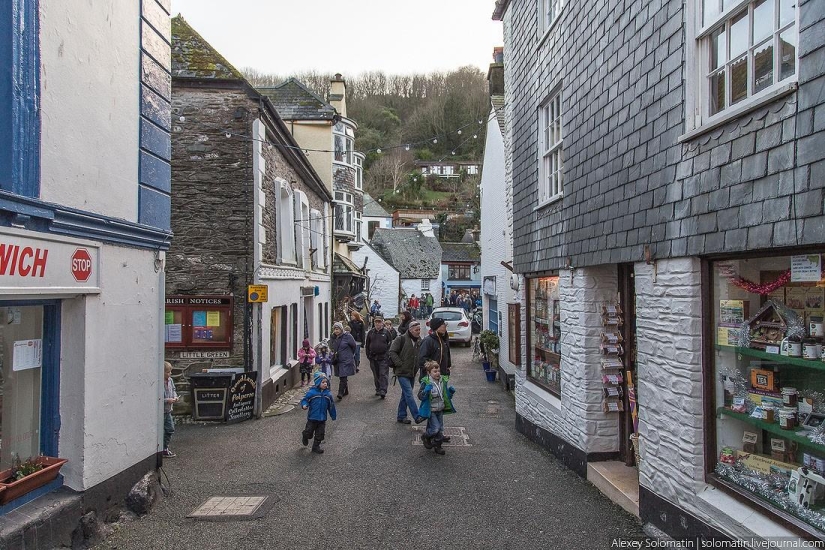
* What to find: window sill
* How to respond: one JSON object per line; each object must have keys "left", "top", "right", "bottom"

{"left": 534, "top": 193, "right": 563, "bottom": 212}
{"left": 536, "top": 9, "right": 564, "bottom": 51}
{"left": 679, "top": 81, "right": 798, "bottom": 144}
{"left": 523, "top": 378, "right": 562, "bottom": 407}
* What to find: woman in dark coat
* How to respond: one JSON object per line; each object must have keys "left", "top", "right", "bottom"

{"left": 330, "top": 321, "right": 357, "bottom": 400}
{"left": 397, "top": 311, "right": 412, "bottom": 336}
{"left": 349, "top": 311, "right": 365, "bottom": 372}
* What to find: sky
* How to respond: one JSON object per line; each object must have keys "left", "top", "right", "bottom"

{"left": 170, "top": 0, "right": 504, "bottom": 77}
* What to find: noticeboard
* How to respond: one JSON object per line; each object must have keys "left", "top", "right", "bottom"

{"left": 226, "top": 371, "right": 258, "bottom": 423}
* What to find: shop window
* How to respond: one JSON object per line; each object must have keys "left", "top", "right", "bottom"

{"left": 528, "top": 276, "right": 561, "bottom": 395}
{"left": 711, "top": 252, "right": 825, "bottom": 535}
{"left": 165, "top": 296, "right": 233, "bottom": 350}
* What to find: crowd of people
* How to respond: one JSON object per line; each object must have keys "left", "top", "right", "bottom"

{"left": 443, "top": 290, "right": 481, "bottom": 313}
{"left": 399, "top": 293, "right": 435, "bottom": 320}
{"left": 299, "top": 306, "right": 456, "bottom": 456}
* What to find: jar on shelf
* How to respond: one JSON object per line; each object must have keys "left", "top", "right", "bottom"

{"left": 811, "top": 315, "right": 824, "bottom": 338}
{"left": 803, "top": 338, "right": 821, "bottom": 360}
{"left": 779, "top": 407, "right": 797, "bottom": 430}
{"left": 782, "top": 387, "right": 799, "bottom": 407}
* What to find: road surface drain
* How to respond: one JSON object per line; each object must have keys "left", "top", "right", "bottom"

{"left": 412, "top": 426, "right": 471, "bottom": 447}
{"left": 188, "top": 496, "right": 272, "bottom": 521}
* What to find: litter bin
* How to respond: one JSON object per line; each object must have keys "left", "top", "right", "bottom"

{"left": 189, "top": 372, "right": 234, "bottom": 421}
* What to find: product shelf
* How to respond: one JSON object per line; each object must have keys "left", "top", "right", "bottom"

{"left": 717, "top": 407, "right": 825, "bottom": 454}
{"left": 535, "top": 346, "right": 559, "bottom": 355}
{"left": 716, "top": 345, "right": 825, "bottom": 372}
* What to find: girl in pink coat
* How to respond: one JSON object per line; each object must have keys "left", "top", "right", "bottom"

{"left": 298, "top": 338, "right": 317, "bottom": 386}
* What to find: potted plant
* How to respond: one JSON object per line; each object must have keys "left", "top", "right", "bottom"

{"left": 479, "top": 330, "right": 500, "bottom": 373}
{"left": 0, "top": 455, "right": 68, "bottom": 505}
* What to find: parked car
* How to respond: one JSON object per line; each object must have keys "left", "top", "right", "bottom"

{"left": 426, "top": 307, "right": 473, "bottom": 346}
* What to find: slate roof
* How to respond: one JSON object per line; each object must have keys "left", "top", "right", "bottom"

{"left": 171, "top": 16, "right": 245, "bottom": 80}
{"left": 258, "top": 79, "right": 338, "bottom": 121}
{"left": 363, "top": 193, "right": 391, "bottom": 218}
{"left": 370, "top": 228, "right": 442, "bottom": 279}
{"left": 441, "top": 242, "right": 481, "bottom": 263}
{"left": 491, "top": 95, "right": 505, "bottom": 136}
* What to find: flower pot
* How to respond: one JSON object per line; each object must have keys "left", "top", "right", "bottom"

{"left": 0, "top": 457, "right": 68, "bottom": 505}
{"left": 482, "top": 361, "right": 491, "bottom": 371}
{"left": 484, "top": 369, "right": 497, "bottom": 383}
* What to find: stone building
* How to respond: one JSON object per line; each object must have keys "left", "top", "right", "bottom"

{"left": 495, "top": 0, "right": 825, "bottom": 541}
{"left": 260, "top": 77, "right": 367, "bottom": 322}
{"left": 168, "top": 17, "right": 333, "bottom": 412}
{"left": 0, "top": 0, "right": 172, "bottom": 544}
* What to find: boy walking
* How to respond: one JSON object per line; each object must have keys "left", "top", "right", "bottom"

{"left": 418, "top": 360, "right": 456, "bottom": 455}
{"left": 163, "top": 361, "right": 179, "bottom": 458}
{"left": 300, "top": 372, "right": 337, "bottom": 454}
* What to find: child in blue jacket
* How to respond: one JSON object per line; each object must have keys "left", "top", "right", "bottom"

{"left": 418, "top": 360, "right": 456, "bottom": 455}
{"left": 300, "top": 372, "right": 337, "bottom": 454}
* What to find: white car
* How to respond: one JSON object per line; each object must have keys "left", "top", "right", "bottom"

{"left": 426, "top": 307, "right": 473, "bottom": 346}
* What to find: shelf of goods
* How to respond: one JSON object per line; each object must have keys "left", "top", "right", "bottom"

{"left": 717, "top": 345, "right": 825, "bottom": 372}
{"left": 717, "top": 407, "right": 825, "bottom": 454}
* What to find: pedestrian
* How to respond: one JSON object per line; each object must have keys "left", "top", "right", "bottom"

{"left": 365, "top": 315, "right": 392, "bottom": 398}
{"left": 298, "top": 338, "right": 316, "bottom": 386}
{"left": 300, "top": 372, "right": 337, "bottom": 454}
{"left": 370, "top": 299, "right": 382, "bottom": 319}
{"left": 162, "top": 361, "right": 179, "bottom": 458}
{"left": 388, "top": 320, "right": 425, "bottom": 425}
{"left": 349, "top": 311, "right": 365, "bottom": 373}
{"left": 330, "top": 322, "right": 357, "bottom": 400}
{"left": 397, "top": 310, "right": 413, "bottom": 336}
{"left": 384, "top": 319, "right": 398, "bottom": 342}
{"left": 418, "top": 317, "right": 452, "bottom": 381}
{"left": 418, "top": 360, "right": 456, "bottom": 455}
{"left": 315, "top": 341, "right": 334, "bottom": 380}
{"left": 425, "top": 292, "right": 434, "bottom": 317}
{"left": 409, "top": 294, "right": 420, "bottom": 319}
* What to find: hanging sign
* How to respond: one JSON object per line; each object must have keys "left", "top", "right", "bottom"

{"left": 247, "top": 285, "right": 269, "bottom": 303}
{"left": 791, "top": 254, "right": 822, "bottom": 283}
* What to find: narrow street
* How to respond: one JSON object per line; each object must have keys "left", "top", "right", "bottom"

{"left": 96, "top": 347, "right": 646, "bottom": 549}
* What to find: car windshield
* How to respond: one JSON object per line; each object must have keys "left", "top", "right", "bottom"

{"left": 435, "top": 311, "right": 464, "bottom": 321}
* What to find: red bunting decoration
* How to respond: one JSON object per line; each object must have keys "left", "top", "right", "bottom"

{"left": 728, "top": 269, "right": 791, "bottom": 295}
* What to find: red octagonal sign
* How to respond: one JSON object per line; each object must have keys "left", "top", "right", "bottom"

{"left": 71, "top": 248, "right": 93, "bottom": 282}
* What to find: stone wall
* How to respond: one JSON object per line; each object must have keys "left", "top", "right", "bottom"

{"left": 516, "top": 266, "right": 619, "bottom": 454}
{"left": 635, "top": 259, "right": 706, "bottom": 516}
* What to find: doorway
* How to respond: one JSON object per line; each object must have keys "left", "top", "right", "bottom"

{"left": 618, "top": 265, "right": 638, "bottom": 467}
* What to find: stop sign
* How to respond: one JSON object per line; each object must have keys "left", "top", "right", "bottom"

{"left": 71, "top": 248, "right": 93, "bottom": 282}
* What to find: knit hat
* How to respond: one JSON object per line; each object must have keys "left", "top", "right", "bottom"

{"left": 409, "top": 320, "right": 421, "bottom": 329}
{"left": 429, "top": 318, "right": 445, "bottom": 332}
{"left": 302, "top": 338, "right": 311, "bottom": 348}
{"left": 333, "top": 322, "right": 344, "bottom": 332}
{"left": 313, "top": 371, "right": 328, "bottom": 387}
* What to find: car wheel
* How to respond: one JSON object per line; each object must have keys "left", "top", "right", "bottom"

{"left": 464, "top": 339, "right": 471, "bottom": 347}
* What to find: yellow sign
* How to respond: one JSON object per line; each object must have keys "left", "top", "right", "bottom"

{"left": 247, "top": 285, "right": 268, "bottom": 303}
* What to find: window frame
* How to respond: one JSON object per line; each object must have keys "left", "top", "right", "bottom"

{"left": 277, "top": 180, "right": 296, "bottom": 265}
{"left": 354, "top": 153, "right": 364, "bottom": 190}
{"left": 421, "top": 279, "right": 430, "bottom": 292}
{"left": 684, "top": 0, "right": 798, "bottom": 137}
{"left": 537, "top": 91, "right": 563, "bottom": 207}
{"left": 334, "top": 191, "right": 355, "bottom": 236}
{"left": 333, "top": 121, "right": 355, "bottom": 166}
{"left": 448, "top": 264, "right": 471, "bottom": 280}
{"left": 538, "top": 0, "right": 564, "bottom": 42}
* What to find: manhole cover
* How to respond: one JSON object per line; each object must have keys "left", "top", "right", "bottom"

{"left": 412, "top": 426, "right": 472, "bottom": 447}
{"left": 187, "top": 496, "right": 273, "bottom": 521}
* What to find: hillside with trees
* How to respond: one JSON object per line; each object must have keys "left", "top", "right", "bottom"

{"left": 243, "top": 67, "right": 490, "bottom": 240}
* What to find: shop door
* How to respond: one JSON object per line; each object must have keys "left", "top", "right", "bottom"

{"left": 488, "top": 298, "right": 498, "bottom": 334}
{"left": 0, "top": 303, "right": 60, "bottom": 469}
{"left": 618, "top": 265, "right": 638, "bottom": 467}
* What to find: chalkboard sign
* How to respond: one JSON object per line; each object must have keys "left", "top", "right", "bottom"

{"left": 226, "top": 371, "right": 257, "bottom": 423}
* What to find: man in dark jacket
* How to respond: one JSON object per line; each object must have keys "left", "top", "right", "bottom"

{"left": 418, "top": 317, "right": 452, "bottom": 380}
{"left": 365, "top": 316, "right": 392, "bottom": 398}
{"left": 388, "top": 320, "right": 424, "bottom": 424}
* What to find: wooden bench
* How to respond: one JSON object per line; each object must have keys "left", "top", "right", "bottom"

{"left": 497, "top": 362, "right": 517, "bottom": 392}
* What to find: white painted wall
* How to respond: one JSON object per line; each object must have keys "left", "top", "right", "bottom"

{"left": 400, "top": 277, "right": 441, "bottom": 315}
{"left": 362, "top": 215, "right": 392, "bottom": 241}
{"left": 515, "top": 266, "right": 619, "bottom": 454}
{"left": 39, "top": 0, "right": 141, "bottom": 221}
{"left": 59, "top": 243, "right": 161, "bottom": 490}
{"left": 351, "top": 244, "right": 400, "bottom": 319}
{"left": 480, "top": 100, "right": 517, "bottom": 370}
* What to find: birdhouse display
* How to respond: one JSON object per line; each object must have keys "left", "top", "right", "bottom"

{"left": 740, "top": 300, "right": 805, "bottom": 351}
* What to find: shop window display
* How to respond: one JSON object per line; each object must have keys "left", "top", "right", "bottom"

{"left": 712, "top": 253, "right": 825, "bottom": 534}
{"left": 529, "top": 276, "right": 561, "bottom": 395}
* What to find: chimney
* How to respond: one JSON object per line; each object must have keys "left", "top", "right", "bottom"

{"left": 487, "top": 48, "right": 504, "bottom": 97}
{"left": 329, "top": 73, "right": 347, "bottom": 118}
{"left": 418, "top": 219, "right": 435, "bottom": 238}
{"left": 461, "top": 229, "right": 475, "bottom": 243}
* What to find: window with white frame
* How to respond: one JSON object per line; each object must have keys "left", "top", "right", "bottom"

{"left": 333, "top": 191, "right": 354, "bottom": 235}
{"left": 355, "top": 155, "right": 364, "bottom": 190}
{"left": 539, "top": 0, "right": 563, "bottom": 35}
{"left": 538, "top": 92, "right": 563, "bottom": 204}
{"left": 310, "top": 208, "right": 325, "bottom": 270}
{"left": 355, "top": 211, "right": 363, "bottom": 242}
{"left": 421, "top": 279, "right": 430, "bottom": 291}
{"left": 333, "top": 121, "right": 354, "bottom": 166}
{"left": 699, "top": 0, "right": 796, "bottom": 119}
{"left": 278, "top": 183, "right": 296, "bottom": 263}
{"left": 467, "top": 165, "right": 479, "bottom": 175}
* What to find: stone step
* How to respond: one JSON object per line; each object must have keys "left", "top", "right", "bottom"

{"left": 587, "top": 460, "right": 640, "bottom": 518}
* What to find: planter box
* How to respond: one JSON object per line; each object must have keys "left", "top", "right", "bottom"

{"left": 0, "top": 457, "right": 67, "bottom": 505}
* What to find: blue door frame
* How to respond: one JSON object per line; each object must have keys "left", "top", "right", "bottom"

{"left": 0, "top": 300, "right": 61, "bottom": 456}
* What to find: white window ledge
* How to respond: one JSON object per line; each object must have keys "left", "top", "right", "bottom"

{"left": 536, "top": 8, "right": 565, "bottom": 51}
{"left": 679, "top": 81, "right": 798, "bottom": 144}
{"left": 696, "top": 484, "right": 799, "bottom": 539}
{"left": 534, "top": 193, "right": 563, "bottom": 212}
{"left": 522, "top": 379, "right": 562, "bottom": 411}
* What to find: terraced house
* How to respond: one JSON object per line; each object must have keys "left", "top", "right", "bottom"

{"left": 495, "top": 0, "right": 825, "bottom": 540}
